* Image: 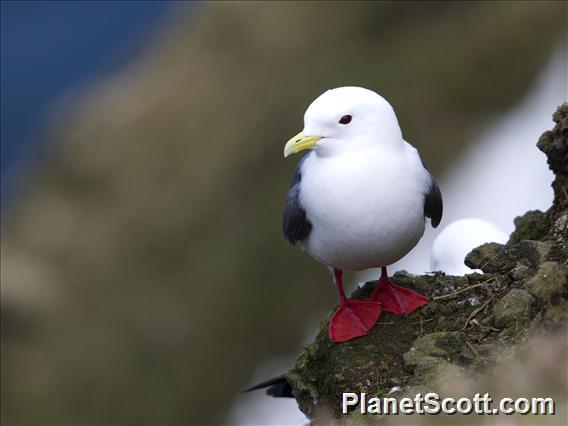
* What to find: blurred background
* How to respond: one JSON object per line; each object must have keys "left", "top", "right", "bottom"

{"left": 1, "top": 1, "right": 566, "bottom": 425}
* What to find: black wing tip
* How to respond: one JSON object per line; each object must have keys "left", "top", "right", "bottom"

{"left": 242, "top": 375, "right": 285, "bottom": 393}
{"left": 431, "top": 214, "right": 442, "bottom": 228}
{"left": 242, "top": 375, "right": 294, "bottom": 398}
{"left": 419, "top": 154, "right": 443, "bottom": 229}
{"left": 425, "top": 177, "right": 443, "bottom": 229}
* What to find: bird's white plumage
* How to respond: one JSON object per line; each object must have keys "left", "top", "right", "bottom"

{"left": 296, "top": 87, "right": 434, "bottom": 270}
{"left": 430, "top": 218, "right": 508, "bottom": 275}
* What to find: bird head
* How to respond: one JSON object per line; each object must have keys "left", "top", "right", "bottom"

{"left": 284, "top": 86, "right": 403, "bottom": 158}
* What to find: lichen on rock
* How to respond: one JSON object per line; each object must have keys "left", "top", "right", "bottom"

{"left": 491, "top": 288, "right": 536, "bottom": 331}
{"left": 524, "top": 261, "right": 568, "bottom": 322}
{"left": 402, "top": 331, "right": 463, "bottom": 367}
{"left": 286, "top": 104, "right": 568, "bottom": 424}
{"left": 508, "top": 210, "right": 551, "bottom": 245}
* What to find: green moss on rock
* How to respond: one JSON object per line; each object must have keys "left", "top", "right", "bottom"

{"left": 508, "top": 211, "right": 551, "bottom": 245}
{"left": 402, "top": 331, "right": 463, "bottom": 367}
{"left": 492, "top": 289, "right": 536, "bottom": 331}
{"left": 464, "top": 242, "right": 520, "bottom": 273}
{"left": 538, "top": 105, "right": 568, "bottom": 215}
{"left": 413, "top": 357, "right": 466, "bottom": 389}
{"left": 524, "top": 261, "right": 568, "bottom": 322}
{"left": 518, "top": 240, "right": 554, "bottom": 268}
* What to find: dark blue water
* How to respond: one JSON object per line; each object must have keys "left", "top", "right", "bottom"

{"left": 1, "top": 0, "right": 178, "bottom": 210}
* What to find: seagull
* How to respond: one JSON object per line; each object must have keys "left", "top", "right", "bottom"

{"left": 283, "top": 87, "right": 442, "bottom": 343}
{"left": 430, "top": 218, "right": 507, "bottom": 275}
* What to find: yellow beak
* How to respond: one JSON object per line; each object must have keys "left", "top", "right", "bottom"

{"left": 283, "top": 131, "right": 322, "bottom": 158}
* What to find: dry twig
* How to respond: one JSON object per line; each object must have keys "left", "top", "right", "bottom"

{"left": 462, "top": 295, "right": 495, "bottom": 331}
{"left": 466, "top": 341, "right": 481, "bottom": 357}
{"left": 433, "top": 279, "right": 493, "bottom": 301}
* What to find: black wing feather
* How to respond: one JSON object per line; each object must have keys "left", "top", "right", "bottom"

{"left": 243, "top": 375, "right": 294, "bottom": 398}
{"left": 424, "top": 175, "right": 443, "bottom": 228}
{"left": 419, "top": 153, "right": 443, "bottom": 228}
{"left": 283, "top": 155, "right": 312, "bottom": 244}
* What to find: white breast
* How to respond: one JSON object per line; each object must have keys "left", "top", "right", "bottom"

{"left": 299, "top": 143, "right": 429, "bottom": 270}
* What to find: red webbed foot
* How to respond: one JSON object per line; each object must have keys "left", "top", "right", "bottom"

{"left": 329, "top": 299, "right": 382, "bottom": 343}
{"left": 328, "top": 268, "right": 383, "bottom": 343}
{"left": 368, "top": 267, "right": 429, "bottom": 315}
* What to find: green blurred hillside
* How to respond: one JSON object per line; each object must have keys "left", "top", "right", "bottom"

{"left": 1, "top": 2, "right": 566, "bottom": 425}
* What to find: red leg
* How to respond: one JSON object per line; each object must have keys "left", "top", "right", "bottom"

{"left": 328, "top": 269, "right": 382, "bottom": 343}
{"left": 368, "top": 267, "right": 429, "bottom": 315}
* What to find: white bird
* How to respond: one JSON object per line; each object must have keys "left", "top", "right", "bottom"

{"left": 430, "top": 218, "right": 508, "bottom": 275}
{"left": 283, "top": 87, "right": 442, "bottom": 343}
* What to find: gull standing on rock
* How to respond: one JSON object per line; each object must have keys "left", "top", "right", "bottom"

{"left": 282, "top": 86, "right": 443, "bottom": 343}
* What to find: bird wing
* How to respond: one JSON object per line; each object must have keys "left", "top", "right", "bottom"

{"left": 283, "top": 154, "right": 312, "bottom": 244}
{"left": 242, "top": 374, "right": 294, "bottom": 398}
{"left": 408, "top": 143, "right": 443, "bottom": 229}
{"left": 424, "top": 173, "right": 443, "bottom": 228}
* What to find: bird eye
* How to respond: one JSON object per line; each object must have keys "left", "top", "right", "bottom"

{"left": 339, "top": 114, "right": 352, "bottom": 125}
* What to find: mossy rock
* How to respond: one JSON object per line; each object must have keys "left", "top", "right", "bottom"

{"left": 464, "top": 242, "right": 521, "bottom": 274}
{"left": 524, "top": 261, "right": 568, "bottom": 322}
{"left": 402, "top": 331, "right": 463, "bottom": 367}
{"left": 508, "top": 211, "right": 551, "bottom": 245}
{"left": 413, "top": 357, "right": 466, "bottom": 390}
{"left": 518, "top": 240, "right": 554, "bottom": 268}
{"left": 538, "top": 105, "right": 568, "bottom": 215}
{"left": 492, "top": 289, "right": 536, "bottom": 331}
